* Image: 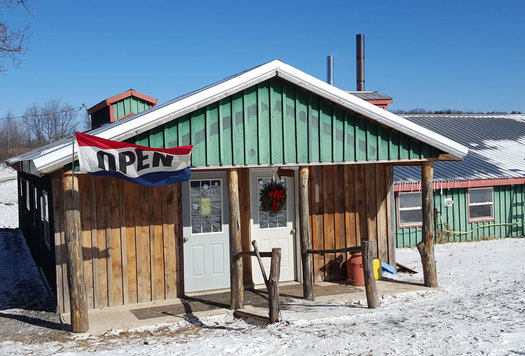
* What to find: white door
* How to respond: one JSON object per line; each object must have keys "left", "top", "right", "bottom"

{"left": 250, "top": 170, "right": 296, "bottom": 285}
{"left": 182, "top": 172, "right": 230, "bottom": 293}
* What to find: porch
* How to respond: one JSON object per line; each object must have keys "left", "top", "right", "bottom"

{"left": 63, "top": 278, "right": 427, "bottom": 335}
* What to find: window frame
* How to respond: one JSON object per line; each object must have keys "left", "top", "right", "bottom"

{"left": 397, "top": 191, "right": 423, "bottom": 228}
{"left": 188, "top": 178, "right": 224, "bottom": 235}
{"left": 468, "top": 187, "right": 495, "bottom": 223}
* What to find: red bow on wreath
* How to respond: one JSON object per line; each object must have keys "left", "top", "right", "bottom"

{"left": 268, "top": 187, "right": 285, "bottom": 213}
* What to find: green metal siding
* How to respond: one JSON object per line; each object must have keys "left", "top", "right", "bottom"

{"left": 395, "top": 184, "right": 525, "bottom": 247}
{"left": 113, "top": 97, "right": 151, "bottom": 120}
{"left": 129, "top": 77, "right": 441, "bottom": 167}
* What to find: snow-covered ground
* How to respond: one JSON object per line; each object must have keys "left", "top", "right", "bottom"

{"left": 0, "top": 165, "right": 524, "bottom": 355}
{"left": 0, "top": 164, "right": 18, "bottom": 228}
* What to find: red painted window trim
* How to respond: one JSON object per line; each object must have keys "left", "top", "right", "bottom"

{"left": 397, "top": 191, "right": 423, "bottom": 229}
{"left": 467, "top": 187, "right": 495, "bottom": 223}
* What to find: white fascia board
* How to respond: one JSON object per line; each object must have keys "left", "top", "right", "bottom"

{"left": 276, "top": 62, "right": 469, "bottom": 160}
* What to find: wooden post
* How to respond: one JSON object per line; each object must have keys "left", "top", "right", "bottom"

{"left": 268, "top": 248, "right": 281, "bottom": 323}
{"left": 227, "top": 169, "right": 244, "bottom": 309}
{"left": 417, "top": 161, "right": 438, "bottom": 287}
{"left": 252, "top": 240, "right": 269, "bottom": 289}
{"left": 299, "top": 167, "right": 314, "bottom": 301}
{"left": 63, "top": 172, "right": 89, "bottom": 332}
{"left": 361, "top": 240, "right": 380, "bottom": 309}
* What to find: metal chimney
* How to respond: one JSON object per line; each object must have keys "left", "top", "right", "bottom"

{"left": 356, "top": 34, "right": 365, "bottom": 91}
{"left": 327, "top": 55, "right": 334, "bottom": 85}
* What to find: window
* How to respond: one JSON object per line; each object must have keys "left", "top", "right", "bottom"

{"left": 190, "top": 179, "right": 222, "bottom": 234}
{"left": 25, "top": 181, "right": 30, "bottom": 211}
{"left": 398, "top": 192, "right": 422, "bottom": 227}
{"left": 41, "top": 190, "right": 49, "bottom": 222}
{"left": 469, "top": 187, "right": 494, "bottom": 221}
{"left": 258, "top": 177, "right": 287, "bottom": 229}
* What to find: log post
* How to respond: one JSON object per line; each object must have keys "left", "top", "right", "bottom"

{"left": 63, "top": 172, "right": 89, "bottom": 332}
{"left": 227, "top": 169, "right": 244, "bottom": 309}
{"left": 362, "top": 240, "right": 380, "bottom": 309}
{"left": 252, "top": 240, "right": 269, "bottom": 290}
{"left": 299, "top": 167, "right": 314, "bottom": 301}
{"left": 417, "top": 161, "right": 438, "bottom": 287}
{"left": 268, "top": 247, "right": 281, "bottom": 323}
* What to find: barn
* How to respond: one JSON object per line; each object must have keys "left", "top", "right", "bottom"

{"left": 7, "top": 60, "right": 468, "bottom": 316}
{"left": 393, "top": 114, "right": 525, "bottom": 247}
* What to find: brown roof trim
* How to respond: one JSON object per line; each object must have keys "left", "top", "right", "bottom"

{"left": 87, "top": 89, "right": 158, "bottom": 115}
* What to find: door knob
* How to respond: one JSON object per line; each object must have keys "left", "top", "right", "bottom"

{"left": 183, "top": 237, "right": 189, "bottom": 243}
{"left": 290, "top": 229, "right": 296, "bottom": 235}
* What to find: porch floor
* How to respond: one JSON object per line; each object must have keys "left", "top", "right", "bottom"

{"left": 69, "top": 278, "right": 428, "bottom": 335}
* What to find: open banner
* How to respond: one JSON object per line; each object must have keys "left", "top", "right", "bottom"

{"left": 76, "top": 132, "right": 192, "bottom": 187}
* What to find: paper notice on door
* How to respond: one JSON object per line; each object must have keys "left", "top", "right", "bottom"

{"left": 201, "top": 198, "right": 211, "bottom": 216}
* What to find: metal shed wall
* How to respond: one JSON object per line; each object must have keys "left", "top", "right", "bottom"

{"left": 128, "top": 78, "right": 441, "bottom": 166}
{"left": 395, "top": 184, "right": 525, "bottom": 247}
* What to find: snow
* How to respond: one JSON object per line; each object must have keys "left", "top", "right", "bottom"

{"left": 0, "top": 165, "right": 524, "bottom": 355}
{"left": 0, "top": 164, "right": 18, "bottom": 228}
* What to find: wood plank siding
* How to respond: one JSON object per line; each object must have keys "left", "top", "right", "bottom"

{"left": 53, "top": 173, "right": 181, "bottom": 313}
{"left": 128, "top": 78, "right": 441, "bottom": 167}
{"left": 395, "top": 184, "right": 525, "bottom": 247}
{"left": 308, "top": 164, "right": 395, "bottom": 282}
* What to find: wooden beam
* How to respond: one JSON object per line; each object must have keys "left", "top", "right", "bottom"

{"left": 299, "top": 167, "right": 314, "bottom": 301}
{"left": 362, "top": 240, "right": 380, "bottom": 309}
{"left": 63, "top": 172, "right": 89, "bottom": 332}
{"left": 238, "top": 250, "right": 273, "bottom": 258}
{"left": 227, "top": 169, "right": 244, "bottom": 309}
{"left": 417, "top": 161, "right": 438, "bottom": 287}
{"left": 306, "top": 246, "right": 362, "bottom": 255}
{"left": 268, "top": 248, "right": 281, "bottom": 323}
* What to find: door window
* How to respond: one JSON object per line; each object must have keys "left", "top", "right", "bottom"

{"left": 257, "top": 177, "right": 287, "bottom": 229}
{"left": 190, "top": 179, "right": 222, "bottom": 234}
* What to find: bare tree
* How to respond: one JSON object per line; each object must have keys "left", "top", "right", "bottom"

{"left": 0, "top": 111, "right": 28, "bottom": 160}
{"left": 0, "top": 0, "right": 31, "bottom": 72}
{"left": 23, "top": 99, "right": 80, "bottom": 145}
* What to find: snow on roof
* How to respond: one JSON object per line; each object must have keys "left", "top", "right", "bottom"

{"left": 395, "top": 114, "right": 525, "bottom": 183}
{"left": 7, "top": 60, "right": 468, "bottom": 176}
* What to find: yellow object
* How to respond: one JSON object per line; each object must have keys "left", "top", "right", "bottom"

{"left": 373, "top": 258, "right": 382, "bottom": 280}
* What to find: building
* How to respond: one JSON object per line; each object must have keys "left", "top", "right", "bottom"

{"left": 394, "top": 114, "right": 525, "bottom": 247}
{"left": 7, "top": 60, "right": 467, "bottom": 314}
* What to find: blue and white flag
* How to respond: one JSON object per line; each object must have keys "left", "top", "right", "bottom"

{"left": 76, "top": 132, "right": 192, "bottom": 186}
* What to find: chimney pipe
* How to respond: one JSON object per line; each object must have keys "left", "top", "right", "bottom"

{"left": 327, "top": 55, "right": 334, "bottom": 85}
{"left": 356, "top": 34, "right": 365, "bottom": 91}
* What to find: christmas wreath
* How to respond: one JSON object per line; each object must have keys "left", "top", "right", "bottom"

{"left": 260, "top": 180, "right": 286, "bottom": 213}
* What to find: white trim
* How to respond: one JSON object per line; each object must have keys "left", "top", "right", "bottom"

{"left": 8, "top": 60, "right": 469, "bottom": 176}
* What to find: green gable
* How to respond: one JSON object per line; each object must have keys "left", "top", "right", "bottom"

{"left": 129, "top": 78, "right": 441, "bottom": 167}
{"left": 114, "top": 96, "right": 152, "bottom": 120}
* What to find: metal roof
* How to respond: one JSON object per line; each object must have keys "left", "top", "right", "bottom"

{"left": 7, "top": 60, "right": 468, "bottom": 176}
{"left": 395, "top": 114, "right": 525, "bottom": 183}
{"left": 348, "top": 91, "right": 392, "bottom": 101}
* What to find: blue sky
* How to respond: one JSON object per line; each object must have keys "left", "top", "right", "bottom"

{"left": 1, "top": 0, "right": 524, "bottom": 120}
